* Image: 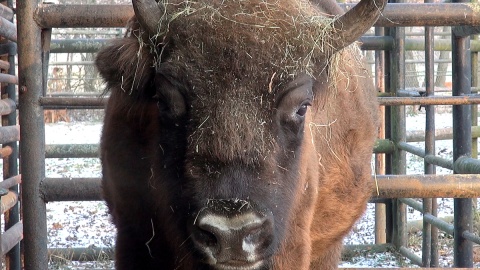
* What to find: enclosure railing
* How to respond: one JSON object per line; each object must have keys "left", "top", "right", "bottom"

{"left": 13, "top": 1, "right": 480, "bottom": 269}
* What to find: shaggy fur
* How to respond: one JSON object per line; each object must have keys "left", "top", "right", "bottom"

{"left": 96, "top": 0, "right": 379, "bottom": 269}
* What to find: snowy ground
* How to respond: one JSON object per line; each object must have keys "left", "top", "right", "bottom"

{"left": 42, "top": 111, "right": 478, "bottom": 268}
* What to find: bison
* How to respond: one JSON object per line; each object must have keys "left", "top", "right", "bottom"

{"left": 95, "top": 0, "right": 384, "bottom": 269}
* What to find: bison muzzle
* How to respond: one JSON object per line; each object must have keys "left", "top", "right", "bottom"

{"left": 96, "top": 0, "right": 385, "bottom": 269}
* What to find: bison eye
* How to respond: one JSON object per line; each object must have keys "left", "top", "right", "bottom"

{"left": 296, "top": 104, "right": 309, "bottom": 117}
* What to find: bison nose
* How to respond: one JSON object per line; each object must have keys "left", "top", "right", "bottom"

{"left": 192, "top": 202, "right": 274, "bottom": 264}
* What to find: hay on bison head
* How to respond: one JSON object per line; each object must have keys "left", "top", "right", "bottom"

{"left": 127, "top": 0, "right": 367, "bottom": 164}
{"left": 137, "top": 0, "right": 351, "bottom": 82}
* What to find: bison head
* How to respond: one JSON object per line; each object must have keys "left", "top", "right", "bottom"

{"left": 97, "top": 0, "right": 384, "bottom": 269}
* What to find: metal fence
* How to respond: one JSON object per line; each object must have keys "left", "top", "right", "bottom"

{"left": 1, "top": 0, "right": 479, "bottom": 269}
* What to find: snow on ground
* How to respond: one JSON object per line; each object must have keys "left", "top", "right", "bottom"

{"left": 43, "top": 111, "right": 478, "bottom": 268}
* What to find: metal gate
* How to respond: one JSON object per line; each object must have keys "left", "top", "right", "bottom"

{"left": 3, "top": 0, "right": 480, "bottom": 269}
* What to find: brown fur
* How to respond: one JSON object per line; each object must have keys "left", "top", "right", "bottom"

{"left": 96, "top": 0, "right": 378, "bottom": 269}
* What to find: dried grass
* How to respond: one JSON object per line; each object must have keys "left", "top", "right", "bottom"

{"left": 137, "top": 0, "right": 355, "bottom": 80}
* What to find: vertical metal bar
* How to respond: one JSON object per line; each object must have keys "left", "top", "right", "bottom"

{"left": 17, "top": 0, "right": 48, "bottom": 269}
{"left": 375, "top": 26, "right": 387, "bottom": 245}
{"left": 389, "top": 0, "right": 407, "bottom": 250}
{"left": 422, "top": 11, "right": 435, "bottom": 267}
{"left": 4, "top": 0, "right": 20, "bottom": 268}
{"left": 384, "top": 25, "right": 394, "bottom": 245}
{"left": 452, "top": 0, "right": 473, "bottom": 266}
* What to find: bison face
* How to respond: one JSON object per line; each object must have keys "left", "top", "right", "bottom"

{"left": 153, "top": 70, "right": 315, "bottom": 269}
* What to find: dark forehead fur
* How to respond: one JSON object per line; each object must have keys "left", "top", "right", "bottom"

{"left": 99, "top": 0, "right": 337, "bottom": 165}
{"left": 152, "top": 0, "right": 335, "bottom": 164}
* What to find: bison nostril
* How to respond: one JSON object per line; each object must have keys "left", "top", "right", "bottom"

{"left": 196, "top": 227, "right": 218, "bottom": 248}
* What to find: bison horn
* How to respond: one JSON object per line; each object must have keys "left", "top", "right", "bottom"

{"left": 132, "top": 0, "right": 164, "bottom": 36}
{"left": 328, "top": 0, "right": 387, "bottom": 52}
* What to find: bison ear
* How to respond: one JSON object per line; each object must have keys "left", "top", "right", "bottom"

{"left": 154, "top": 73, "right": 186, "bottom": 119}
{"left": 95, "top": 38, "right": 154, "bottom": 95}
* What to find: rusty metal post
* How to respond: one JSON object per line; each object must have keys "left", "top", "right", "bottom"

{"left": 375, "top": 26, "right": 387, "bottom": 245}
{"left": 17, "top": 0, "right": 48, "bottom": 269}
{"left": 452, "top": 0, "right": 474, "bottom": 266}
{"left": 422, "top": 8, "right": 436, "bottom": 266}
{"left": 388, "top": 0, "right": 408, "bottom": 250}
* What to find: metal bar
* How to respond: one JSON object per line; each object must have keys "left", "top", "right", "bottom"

{"left": 424, "top": 213, "right": 454, "bottom": 235}
{"left": 0, "top": 16, "right": 16, "bottom": 42}
{"left": 378, "top": 95, "right": 480, "bottom": 105}
{"left": 342, "top": 3, "right": 480, "bottom": 27}
{"left": 34, "top": 4, "right": 134, "bottom": 28}
{"left": 0, "top": 4, "right": 13, "bottom": 21}
{"left": 45, "top": 144, "right": 98, "bottom": 159}
{"left": 39, "top": 97, "right": 106, "bottom": 109}
{"left": 374, "top": 26, "right": 387, "bottom": 245}
{"left": 462, "top": 230, "right": 480, "bottom": 245}
{"left": 0, "top": 73, "right": 16, "bottom": 84}
{"left": 1, "top": 222, "right": 23, "bottom": 256}
{"left": 0, "top": 125, "right": 20, "bottom": 144}
{"left": 373, "top": 139, "right": 395, "bottom": 154}
{"left": 50, "top": 39, "right": 110, "bottom": 53}
{"left": 0, "top": 175, "right": 21, "bottom": 190}
{"left": 398, "top": 142, "right": 454, "bottom": 170}
{"left": 32, "top": 4, "right": 480, "bottom": 28}
{"left": 39, "top": 174, "right": 480, "bottom": 202}
{"left": 44, "top": 37, "right": 480, "bottom": 53}
{"left": 41, "top": 178, "right": 103, "bottom": 202}
{"left": 17, "top": 0, "right": 49, "bottom": 268}
{"left": 399, "top": 198, "right": 455, "bottom": 234}
{"left": 452, "top": 2, "right": 474, "bottom": 265}
{"left": 424, "top": 21, "right": 435, "bottom": 265}
{"left": 389, "top": 15, "right": 407, "bottom": 250}
{"left": 406, "top": 126, "right": 480, "bottom": 142}
{"left": 454, "top": 156, "right": 480, "bottom": 174}
{"left": 399, "top": 246, "right": 422, "bottom": 266}
{"left": 374, "top": 174, "right": 480, "bottom": 198}
{"left": 404, "top": 38, "right": 480, "bottom": 52}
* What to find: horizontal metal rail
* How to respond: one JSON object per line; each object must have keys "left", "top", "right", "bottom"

{"left": 0, "top": 16, "right": 16, "bottom": 42}
{"left": 0, "top": 4, "right": 14, "bottom": 21}
{"left": 50, "top": 39, "right": 110, "bottom": 53}
{"left": 378, "top": 95, "right": 480, "bottom": 106}
{"left": 45, "top": 144, "right": 98, "bottom": 159}
{"left": 34, "top": 4, "right": 134, "bottom": 28}
{"left": 39, "top": 97, "right": 106, "bottom": 109}
{"left": 37, "top": 95, "right": 480, "bottom": 111}
{"left": 407, "top": 126, "right": 480, "bottom": 142}
{"left": 0, "top": 175, "right": 22, "bottom": 190}
{"left": 33, "top": 3, "right": 480, "bottom": 29}
{"left": 373, "top": 174, "right": 480, "bottom": 198}
{"left": 454, "top": 156, "right": 480, "bottom": 174}
{"left": 41, "top": 178, "right": 102, "bottom": 202}
{"left": 0, "top": 125, "right": 20, "bottom": 144}
{"left": 40, "top": 174, "right": 480, "bottom": 202}
{"left": 1, "top": 222, "right": 23, "bottom": 256}
{"left": 46, "top": 37, "right": 480, "bottom": 54}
